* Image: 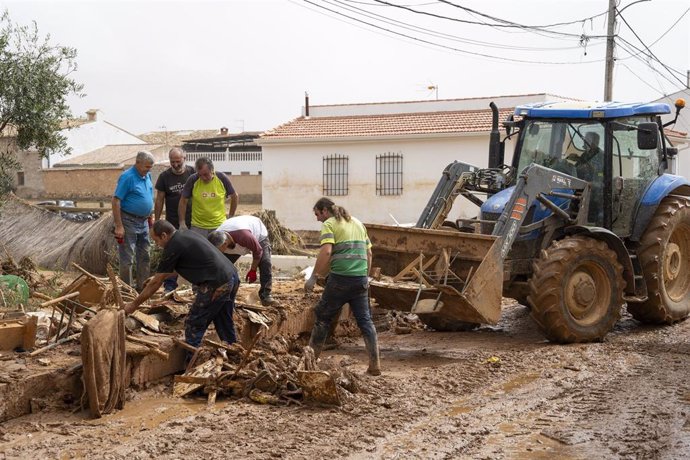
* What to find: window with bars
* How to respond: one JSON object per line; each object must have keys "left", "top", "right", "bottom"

{"left": 376, "top": 153, "right": 403, "bottom": 195}
{"left": 323, "top": 154, "right": 348, "bottom": 196}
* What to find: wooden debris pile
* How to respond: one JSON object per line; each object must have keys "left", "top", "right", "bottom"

{"left": 0, "top": 248, "right": 57, "bottom": 292}
{"left": 173, "top": 334, "right": 363, "bottom": 407}
{"left": 252, "top": 210, "right": 310, "bottom": 256}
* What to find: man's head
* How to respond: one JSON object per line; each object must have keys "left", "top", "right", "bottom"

{"left": 134, "top": 151, "right": 155, "bottom": 177}
{"left": 208, "top": 230, "right": 236, "bottom": 252}
{"left": 151, "top": 220, "right": 176, "bottom": 248}
{"left": 313, "top": 197, "right": 335, "bottom": 222}
{"left": 195, "top": 157, "right": 215, "bottom": 183}
{"left": 584, "top": 132, "right": 600, "bottom": 151}
{"left": 168, "top": 147, "right": 186, "bottom": 174}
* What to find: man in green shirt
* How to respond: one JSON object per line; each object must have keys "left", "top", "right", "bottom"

{"left": 178, "top": 157, "right": 239, "bottom": 237}
{"left": 304, "top": 197, "right": 381, "bottom": 376}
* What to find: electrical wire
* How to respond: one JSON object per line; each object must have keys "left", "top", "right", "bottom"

{"left": 616, "top": 7, "right": 687, "bottom": 86}
{"left": 619, "top": 63, "right": 669, "bottom": 97}
{"left": 437, "top": 0, "right": 609, "bottom": 29}
{"left": 328, "top": 0, "right": 598, "bottom": 51}
{"left": 370, "top": 0, "right": 607, "bottom": 38}
{"left": 615, "top": 39, "right": 684, "bottom": 92}
{"left": 300, "top": 0, "right": 604, "bottom": 64}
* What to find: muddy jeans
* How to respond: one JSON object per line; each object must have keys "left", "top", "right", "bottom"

{"left": 118, "top": 212, "right": 151, "bottom": 291}
{"left": 184, "top": 272, "right": 240, "bottom": 351}
{"left": 309, "top": 273, "right": 379, "bottom": 363}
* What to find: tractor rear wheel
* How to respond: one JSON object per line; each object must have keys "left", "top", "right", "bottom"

{"left": 628, "top": 196, "right": 690, "bottom": 323}
{"left": 528, "top": 235, "right": 625, "bottom": 343}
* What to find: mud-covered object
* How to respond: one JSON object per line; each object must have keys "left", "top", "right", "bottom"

{"left": 81, "top": 309, "right": 126, "bottom": 418}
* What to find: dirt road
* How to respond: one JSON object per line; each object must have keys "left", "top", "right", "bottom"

{"left": 1, "top": 301, "right": 688, "bottom": 459}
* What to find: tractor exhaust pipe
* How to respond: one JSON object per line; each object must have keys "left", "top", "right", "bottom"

{"left": 488, "top": 102, "right": 502, "bottom": 169}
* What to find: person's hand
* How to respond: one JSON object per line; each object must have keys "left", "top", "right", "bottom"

{"left": 114, "top": 225, "right": 125, "bottom": 239}
{"left": 245, "top": 269, "right": 257, "bottom": 283}
{"left": 147, "top": 216, "right": 154, "bottom": 228}
{"left": 304, "top": 274, "right": 318, "bottom": 293}
{"left": 179, "top": 222, "right": 188, "bottom": 231}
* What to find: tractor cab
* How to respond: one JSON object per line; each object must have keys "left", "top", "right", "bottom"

{"left": 505, "top": 101, "right": 673, "bottom": 236}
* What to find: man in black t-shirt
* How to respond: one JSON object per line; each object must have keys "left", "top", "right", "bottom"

{"left": 154, "top": 147, "right": 195, "bottom": 292}
{"left": 125, "top": 220, "right": 239, "bottom": 350}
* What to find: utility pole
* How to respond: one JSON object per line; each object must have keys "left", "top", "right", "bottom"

{"left": 603, "top": 0, "right": 617, "bottom": 101}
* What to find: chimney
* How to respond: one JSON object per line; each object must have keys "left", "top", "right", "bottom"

{"left": 86, "top": 109, "right": 98, "bottom": 121}
{"left": 305, "top": 91, "right": 310, "bottom": 117}
{"left": 220, "top": 127, "right": 229, "bottom": 136}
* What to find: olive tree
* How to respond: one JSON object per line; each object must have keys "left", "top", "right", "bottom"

{"left": 0, "top": 10, "right": 83, "bottom": 195}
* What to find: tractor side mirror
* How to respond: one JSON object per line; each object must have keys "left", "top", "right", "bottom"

{"left": 637, "top": 122, "right": 658, "bottom": 150}
{"left": 666, "top": 146, "right": 678, "bottom": 157}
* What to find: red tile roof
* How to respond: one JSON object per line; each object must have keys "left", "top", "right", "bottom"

{"left": 261, "top": 108, "right": 516, "bottom": 140}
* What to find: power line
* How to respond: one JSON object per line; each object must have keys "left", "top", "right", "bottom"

{"left": 619, "top": 63, "right": 669, "bottom": 97}
{"left": 615, "top": 39, "right": 684, "bottom": 92}
{"left": 328, "top": 0, "right": 597, "bottom": 52}
{"left": 371, "top": 0, "right": 607, "bottom": 38}
{"left": 301, "top": 0, "right": 604, "bottom": 64}
{"left": 437, "top": 0, "right": 609, "bottom": 29}
{"left": 616, "top": 7, "right": 687, "bottom": 87}
{"left": 617, "top": 35, "right": 685, "bottom": 78}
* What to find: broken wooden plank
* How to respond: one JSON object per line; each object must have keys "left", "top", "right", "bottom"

{"left": 125, "top": 335, "right": 169, "bottom": 360}
{"left": 71, "top": 263, "right": 107, "bottom": 283}
{"left": 173, "top": 359, "right": 217, "bottom": 397}
{"left": 207, "top": 356, "right": 224, "bottom": 407}
{"left": 131, "top": 311, "right": 160, "bottom": 332}
{"left": 173, "top": 375, "right": 211, "bottom": 385}
{"left": 39, "top": 292, "right": 79, "bottom": 308}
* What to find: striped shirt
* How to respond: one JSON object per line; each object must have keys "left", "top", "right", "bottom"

{"left": 319, "top": 216, "right": 371, "bottom": 276}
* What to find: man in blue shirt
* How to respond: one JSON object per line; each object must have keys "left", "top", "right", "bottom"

{"left": 112, "top": 151, "right": 155, "bottom": 291}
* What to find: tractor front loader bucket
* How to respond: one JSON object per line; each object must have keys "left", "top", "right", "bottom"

{"left": 367, "top": 223, "right": 503, "bottom": 327}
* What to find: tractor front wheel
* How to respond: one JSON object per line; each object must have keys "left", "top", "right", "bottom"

{"left": 528, "top": 235, "right": 625, "bottom": 343}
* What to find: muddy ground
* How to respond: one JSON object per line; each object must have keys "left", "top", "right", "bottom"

{"left": 0, "top": 292, "right": 688, "bottom": 459}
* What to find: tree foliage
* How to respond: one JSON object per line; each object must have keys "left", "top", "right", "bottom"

{"left": 0, "top": 10, "right": 83, "bottom": 157}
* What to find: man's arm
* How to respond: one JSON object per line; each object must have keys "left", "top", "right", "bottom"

{"left": 154, "top": 190, "right": 165, "bottom": 221}
{"left": 177, "top": 196, "right": 189, "bottom": 229}
{"left": 229, "top": 229, "right": 262, "bottom": 271}
{"left": 313, "top": 243, "right": 332, "bottom": 278}
{"left": 367, "top": 248, "right": 372, "bottom": 276}
{"left": 124, "top": 272, "right": 171, "bottom": 314}
{"left": 226, "top": 192, "right": 238, "bottom": 218}
{"left": 112, "top": 197, "right": 124, "bottom": 239}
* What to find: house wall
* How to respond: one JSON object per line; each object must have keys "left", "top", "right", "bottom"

{"left": 262, "top": 134, "right": 517, "bottom": 231}
{"left": 15, "top": 150, "right": 44, "bottom": 198}
{"left": 43, "top": 167, "right": 125, "bottom": 200}
{"left": 226, "top": 174, "right": 262, "bottom": 204}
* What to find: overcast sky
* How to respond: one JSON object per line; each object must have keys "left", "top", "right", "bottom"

{"left": 4, "top": 0, "right": 689, "bottom": 135}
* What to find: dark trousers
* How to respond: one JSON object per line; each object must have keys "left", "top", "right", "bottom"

{"left": 185, "top": 273, "right": 239, "bottom": 350}
{"left": 309, "top": 273, "right": 378, "bottom": 362}
{"left": 226, "top": 238, "right": 273, "bottom": 301}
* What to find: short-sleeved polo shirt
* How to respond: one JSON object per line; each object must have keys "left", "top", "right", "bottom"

{"left": 114, "top": 166, "right": 154, "bottom": 217}
{"left": 319, "top": 216, "right": 371, "bottom": 277}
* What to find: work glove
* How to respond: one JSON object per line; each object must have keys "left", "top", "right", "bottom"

{"left": 304, "top": 274, "right": 318, "bottom": 293}
{"left": 246, "top": 269, "right": 257, "bottom": 283}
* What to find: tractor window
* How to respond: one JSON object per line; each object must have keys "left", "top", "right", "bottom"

{"left": 611, "top": 116, "right": 660, "bottom": 235}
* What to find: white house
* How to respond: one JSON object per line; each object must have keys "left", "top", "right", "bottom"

{"left": 258, "top": 93, "right": 570, "bottom": 231}
{"left": 44, "top": 109, "right": 146, "bottom": 168}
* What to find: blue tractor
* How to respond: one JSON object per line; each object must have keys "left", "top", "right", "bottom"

{"left": 367, "top": 99, "right": 689, "bottom": 343}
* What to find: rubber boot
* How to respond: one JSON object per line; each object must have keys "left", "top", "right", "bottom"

{"left": 308, "top": 322, "right": 328, "bottom": 359}
{"left": 363, "top": 334, "right": 381, "bottom": 376}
